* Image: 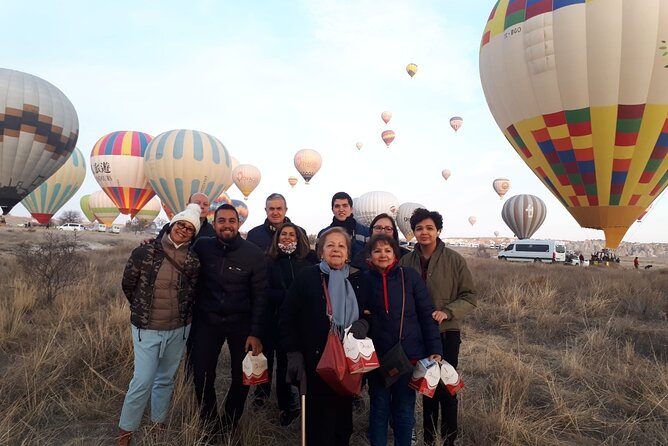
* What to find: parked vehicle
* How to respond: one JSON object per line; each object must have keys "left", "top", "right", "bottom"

{"left": 57, "top": 223, "right": 84, "bottom": 231}
{"left": 96, "top": 224, "right": 107, "bottom": 232}
{"left": 498, "top": 239, "right": 566, "bottom": 263}
{"left": 111, "top": 225, "right": 121, "bottom": 234}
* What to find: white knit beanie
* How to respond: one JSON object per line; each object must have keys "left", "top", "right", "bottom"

{"left": 170, "top": 203, "right": 202, "bottom": 235}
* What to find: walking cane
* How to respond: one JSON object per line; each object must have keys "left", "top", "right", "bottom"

{"left": 300, "top": 377, "right": 307, "bottom": 446}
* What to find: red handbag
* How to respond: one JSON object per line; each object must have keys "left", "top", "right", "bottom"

{"left": 316, "top": 276, "right": 363, "bottom": 396}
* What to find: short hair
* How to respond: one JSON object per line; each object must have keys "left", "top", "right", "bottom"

{"left": 268, "top": 222, "right": 310, "bottom": 260}
{"left": 366, "top": 234, "right": 401, "bottom": 260}
{"left": 410, "top": 208, "right": 443, "bottom": 232}
{"left": 317, "top": 227, "right": 352, "bottom": 259}
{"left": 330, "top": 192, "right": 353, "bottom": 209}
{"left": 214, "top": 203, "right": 239, "bottom": 221}
{"left": 188, "top": 192, "right": 208, "bottom": 203}
{"left": 265, "top": 193, "right": 287, "bottom": 208}
{"left": 370, "top": 213, "right": 399, "bottom": 242}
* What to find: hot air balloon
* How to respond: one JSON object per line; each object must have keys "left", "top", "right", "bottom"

{"left": 381, "top": 111, "right": 392, "bottom": 124}
{"left": 223, "top": 157, "right": 240, "bottom": 193}
{"left": 381, "top": 130, "right": 396, "bottom": 148}
{"left": 449, "top": 116, "right": 464, "bottom": 132}
{"left": 90, "top": 131, "right": 155, "bottom": 218}
{"left": 494, "top": 230, "right": 500, "bottom": 237}
{"left": 354, "top": 191, "right": 399, "bottom": 227}
{"left": 162, "top": 202, "right": 175, "bottom": 220}
{"left": 288, "top": 176, "right": 298, "bottom": 188}
{"left": 134, "top": 196, "right": 161, "bottom": 222}
{"left": 144, "top": 129, "right": 233, "bottom": 217}
{"left": 397, "top": 202, "right": 425, "bottom": 241}
{"left": 636, "top": 204, "right": 652, "bottom": 222}
{"left": 501, "top": 195, "right": 547, "bottom": 240}
{"left": 406, "top": 63, "right": 418, "bottom": 78}
{"left": 356, "top": 142, "right": 364, "bottom": 151}
{"left": 232, "top": 164, "right": 261, "bottom": 200}
{"left": 294, "top": 149, "right": 322, "bottom": 184}
{"left": 492, "top": 178, "right": 511, "bottom": 200}
{"left": 442, "top": 169, "right": 452, "bottom": 181}
{"left": 21, "top": 147, "right": 86, "bottom": 224}
{"left": 231, "top": 199, "right": 249, "bottom": 226}
{"left": 480, "top": 1, "right": 668, "bottom": 248}
{"left": 0, "top": 69, "right": 79, "bottom": 214}
{"left": 80, "top": 195, "right": 96, "bottom": 223}
{"left": 89, "top": 190, "right": 120, "bottom": 226}
{"left": 207, "top": 192, "right": 232, "bottom": 222}
{"left": 468, "top": 216, "right": 477, "bottom": 226}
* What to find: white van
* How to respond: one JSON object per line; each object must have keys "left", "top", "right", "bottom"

{"left": 111, "top": 225, "right": 121, "bottom": 234}
{"left": 96, "top": 224, "right": 107, "bottom": 232}
{"left": 498, "top": 239, "right": 566, "bottom": 263}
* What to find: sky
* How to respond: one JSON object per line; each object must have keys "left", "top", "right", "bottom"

{"left": 3, "top": 0, "right": 666, "bottom": 244}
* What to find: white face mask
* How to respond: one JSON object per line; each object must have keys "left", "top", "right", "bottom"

{"left": 278, "top": 241, "right": 297, "bottom": 254}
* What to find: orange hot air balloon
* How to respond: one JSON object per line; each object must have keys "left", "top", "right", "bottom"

{"left": 468, "top": 216, "right": 477, "bottom": 226}
{"left": 492, "top": 178, "right": 511, "bottom": 200}
{"left": 381, "top": 130, "right": 395, "bottom": 148}
{"left": 442, "top": 169, "right": 451, "bottom": 181}
{"left": 294, "top": 149, "right": 322, "bottom": 184}
{"left": 288, "top": 176, "right": 298, "bottom": 188}
{"left": 381, "top": 111, "right": 392, "bottom": 124}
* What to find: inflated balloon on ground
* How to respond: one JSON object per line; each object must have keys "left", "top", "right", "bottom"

{"left": 134, "top": 196, "right": 161, "bottom": 222}
{"left": 354, "top": 191, "right": 399, "bottom": 227}
{"left": 80, "top": 195, "right": 96, "bottom": 223}
{"left": 89, "top": 190, "right": 120, "bottom": 226}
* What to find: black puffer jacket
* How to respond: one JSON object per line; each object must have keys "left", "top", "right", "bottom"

{"left": 191, "top": 234, "right": 268, "bottom": 337}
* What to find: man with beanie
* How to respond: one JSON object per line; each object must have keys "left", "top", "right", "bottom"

{"left": 247, "top": 193, "right": 306, "bottom": 253}
{"left": 317, "top": 191, "right": 370, "bottom": 260}
{"left": 188, "top": 203, "right": 268, "bottom": 441}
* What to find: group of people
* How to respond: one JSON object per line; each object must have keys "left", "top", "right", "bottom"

{"left": 117, "top": 191, "right": 477, "bottom": 446}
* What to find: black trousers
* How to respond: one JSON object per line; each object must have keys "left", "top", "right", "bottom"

{"left": 189, "top": 311, "right": 251, "bottom": 430}
{"left": 306, "top": 392, "right": 354, "bottom": 446}
{"left": 423, "top": 331, "right": 461, "bottom": 446}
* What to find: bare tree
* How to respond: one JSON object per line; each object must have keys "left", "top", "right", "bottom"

{"left": 59, "top": 210, "right": 83, "bottom": 224}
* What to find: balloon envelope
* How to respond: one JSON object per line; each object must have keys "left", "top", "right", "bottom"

{"left": 494, "top": 230, "right": 500, "bottom": 237}
{"left": 406, "top": 63, "right": 418, "bottom": 78}
{"left": 468, "top": 216, "right": 477, "bottom": 226}
{"left": 492, "top": 178, "right": 511, "bottom": 199}
{"left": 231, "top": 199, "right": 249, "bottom": 226}
{"left": 449, "top": 116, "right": 463, "bottom": 132}
{"left": 397, "top": 202, "right": 425, "bottom": 241}
{"left": 21, "top": 147, "right": 86, "bottom": 224}
{"left": 0, "top": 69, "right": 79, "bottom": 214}
{"left": 207, "top": 192, "right": 232, "bottom": 222}
{"left": 288, "top": 176, "right": 298, "bottom": 188}
{"left": 501, "top": 194, "right": 547, "bottom": 240}
{"left": 354, "top": 191, "right": 399, "bottom": 227}
{"left": 381, "top": 130, "right": 396, "bottom": 147}
{"left": 134, "top": 196, "right": 161, "bottom": 222}
{"left": 355, "top": 142, "right": 363, "bottom": 150}
{"left": 480, "top": 1, "right": 668, "bottom": 248}
{"left": 442, "top": 169, "right": 451, "bottom": 181}
{"left": 294, "top": 149, "right": 322, "bottom": 184}
{"left": 381, "top": 111, "right": 392, "bottom": 124}
{"left": 232, "top": 164, "right": 261, "bottom": 200}
{"left": 80, "top": 194, "right": 96, "bottom": 223}
{"left": 89, "top": 190, "right": 120, "bottom": 225}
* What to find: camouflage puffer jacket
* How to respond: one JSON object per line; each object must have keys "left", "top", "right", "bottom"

{"left": 122, "top": 239, "right": 200, "bottom": 329}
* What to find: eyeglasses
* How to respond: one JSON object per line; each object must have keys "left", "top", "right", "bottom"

{"left": 175, "top": 221, "right": 195, "bottom": 235}
{"left": 372, "top": 225, "right": 394, "bottom": 233}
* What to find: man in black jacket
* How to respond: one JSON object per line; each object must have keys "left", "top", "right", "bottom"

{"left": 189, "top": 203, "right": 268, "bottom": 439}
{"left": 246, "top": 192, "right": 305, "bottom": 252}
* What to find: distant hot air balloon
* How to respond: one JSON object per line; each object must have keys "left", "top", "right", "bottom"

{"left": 207, "top": 192, "right": 232, "bottom": 222}
{"left": 381, "top": 111, "right": 392, "bottom": 124}
{"left": 406, "top": 63, "right": 418, "bottom": 78}
{"left": 294, "top": 149, "right": 322, "bottom": 184}
{"left": 480, "top": 1, "right": 668, "bottom": 248}
{"left": 449, "top": 116, "right": 464, "bottom": 132}
{"left": 397, "top": 202, "right": 425, "bottom": 241}
{"left": 381, "top": 130, "right": 396, "bottom": 148}
{"left": 354, "top": 191, "right": 399, "bottom": 227}
{"left": 80, "top": 195, "right": 96, "bottom": 223}
{"left": 355, "top": 142, "right": 364, "bottom": 151}
{"left": 494, "top": 230, "right": 500, "bottom": 237}
{"left": 288, "top": 176, "right": 298, "bottom": 188}
{"left": 232, "top": 164, "right": 261, "bottom": 200}
{"left": 468, "top": 216, "right": 477, "bottom": 226}
{"left": 0, "top": 69, "right": 79, "bottom": 215}
{"left": 21, "top": 147, "right": 86, "bottom": 224}
{"left": 144, "top": 129, "right": 233, "bottom": 217}
{"left": 90, "top": 131, "right": 155, "bottom": 218}
{"left": 636, "top": 204, "right": 652, "bottom": 222}
{"left": 89, "top": 190, "right": 120, "bottom": 226}
{"left": 492, "top": 178, "right": 511, "bottom": 200}
{"left": 231, "top": 199, "right": 249, "bottom": 226}
{"left": 501, "top": 195, "right": 547, "bottom": 240}
{"left": 442, "top": 169, "right": 452, "bottom": 181}
{"left": 135, "top": 196, "right": 161, "bottom": 222}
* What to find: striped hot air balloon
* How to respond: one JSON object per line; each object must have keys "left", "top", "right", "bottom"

{"left": 89, "top": 190, "right": 120, "bottom": 226}
{"left": 90, "top": 131, "right": 155, "bottom": 218}
{"left": 207, "top": 192, "right": 232, "bottom": 222}
{"left": 80, "top": 194, "right": 96, "bottom": 223}
{"left": 0, "top": 69, "right": 79, "bottom": 214}
{"left": 381, "top": 130, "right": 396, "bottom": 147}
{"left": 501, "top": 194, "right": 547, "bottom": 240}
{"left": 21, "top": 147, "right": 86, "bottom": 224}
{"left": 231, "top": 199, "right": 249, "bottom": 226}
{"left": 134, "top": 196, "right": 161, "bottom": 222}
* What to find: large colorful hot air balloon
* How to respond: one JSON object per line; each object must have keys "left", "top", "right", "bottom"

{"left": 21, "top": 147, "right": 86, "bottom": 224}
{"left": 231, "top": 199, "right": 249, "bottom": 226}
{"left": 354, "top": 191, "right": 399, "bottom": 227}
{"left": 406, "top": 63, "right": 418, "bottom": 78}
{"left": 449, "top": 116, "right": 464, "bottom": 132}
{"left": 288, "top": 176, "right": 298, "bottom": 188}
{"left": 480, "top": 1, "right": 668, "bottom": 248}
{"left": 294, "top": 149, "right": 322, "bottom": 184}
{"left": 144, "top": 129, "right": 233, "bottom": 217}
{"left": 90, "top": 130, "right": 155, "bottom": 218}
{"left": 232, "top": 164, "right": 261, "bottom": 200}
{"left": 468, "top": 216, "right": 477, "bottom": 226}
{"left": 442, "top": 169, "right": 452, "bottom": 181}
{"left": 501, "top": 194, "right": 547, "bottom": 240}
{"left": 207, "top": 192, "right": 232, "bottom": 222}
{"left": 381, "top": 130, "right": 396, "bottom": 148}
{"left": 134, "top": 196, "right": 161, "bottom": 222}
{"left": 89, "top": 190, "right": 121, "bottom": 226}
{"left": 381, "top": 111, "right": 392, "bottom": 124}
{"left": 80, "top": 195, "right": 96, "bottom": 223}
{"left": 492, "top": 178, "right": 511, "bottom": 200}
{"left": 397, "top": 202, "right": 425, "bottom": 241}
{"left": 0, "top": 69, "right": 79, "bottom": 214}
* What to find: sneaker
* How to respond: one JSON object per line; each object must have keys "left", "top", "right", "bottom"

{"left": 279, "top": 409, "right": 301, "bottom": 427}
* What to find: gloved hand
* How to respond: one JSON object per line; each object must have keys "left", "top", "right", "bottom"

{"left": 349, "top": 319, "right": 369, "bottom": 339}
{"left": 286, "top": 351, "right": 306, "bottom": 388}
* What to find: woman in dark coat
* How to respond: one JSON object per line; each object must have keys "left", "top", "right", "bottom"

{"left": 350, "top": 213, "right": 410, "bottom": 270}
{"left": 279, "top": 227, "right": 369, "bottom": 446}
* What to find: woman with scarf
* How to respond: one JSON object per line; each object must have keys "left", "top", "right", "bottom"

{"left": 279, "top": 227, "right": 369, "bottom": 446}
{"left": 260, "top": 222, "right": 316, "bottom": 426}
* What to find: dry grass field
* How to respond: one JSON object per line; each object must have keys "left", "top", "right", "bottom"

{"left": 0, "top": 228, "right": 666, "bottom": 445}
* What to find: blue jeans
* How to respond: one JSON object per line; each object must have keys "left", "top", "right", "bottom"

{"left": 119, "top": 324, "right": 190, "bottom": 431}
{"left": 368, "top": 373, "right": 416, "bottom": 446}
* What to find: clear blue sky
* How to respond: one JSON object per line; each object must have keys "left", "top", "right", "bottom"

{"left": 3, "top": 0, "right": 666, "bottom": 243}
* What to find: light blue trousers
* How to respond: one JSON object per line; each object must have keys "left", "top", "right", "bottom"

{"left": 118, "top": 324, "right": 190, "bottom": 431}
